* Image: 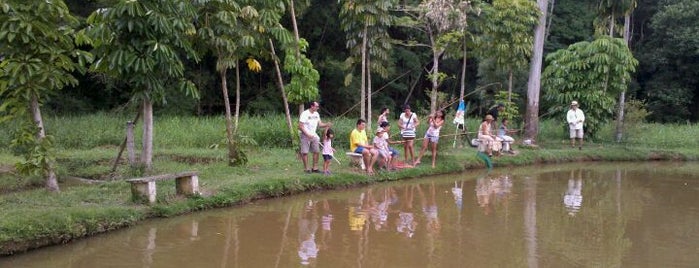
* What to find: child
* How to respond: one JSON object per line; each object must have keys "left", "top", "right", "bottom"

{"left": 373, "top": 127, "right": 393, "bottom": 171}
{"left": 322, "top": 128, "right": 336, "bottom": 175}
{"left": 415, "top": 110, "right": 445, "bottom": 168}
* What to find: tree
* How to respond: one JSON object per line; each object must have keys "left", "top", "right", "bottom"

{"left": 595, "top": 0, "right": 637, "bottom": 142}
{"left": 478, "top": 0, "right": 539, "bottom": 103}
{"left": 194, "top": 0, "right": 246, "bottom": 166}
{"left": 339, "top": 0, "right": 394, "bottom": 127}
{"left": 397, "top": 0, "right": 471, "bottom": 114}
{"left": 285, "top": 0, "right": 320, "bottom": 117}
{"left": 637, "top": 0, "right": 699, "bottom": 122}
{"left": 542, "top": 36, "right": 638, "bottom": 138}
{"left": 83, "top": 0, "right": 199, "bottom": 170}
{"left": 523, "top": 0, "right": 548, "bottom": 143}
{"left": 0, "top": 0, "right": 92, "bottom": 192}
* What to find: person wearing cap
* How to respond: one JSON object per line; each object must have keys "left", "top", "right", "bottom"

{"left": 398, "top": 104, "right": 419, "bottom": 165}
{"left": 373, "top": 126, "right": 393, "bottom": 171}
{"left": 567, "top": 100, "right": 585, "bottom": 149}
{"left": 478, "top": 114, "right": 500, "bottom": 157}
{"left": 350, "top": 119, "right": 378, "bottom": 175}
{"left": 299, "top": 101, "right": 332, "bottom": 173}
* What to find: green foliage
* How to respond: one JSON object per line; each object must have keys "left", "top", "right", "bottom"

{"left": 82, "top": 0, "right": 200, "bottom": 104}
{"left": 0, "top": 0, "right": 92, "bottom": 187}
{"left": 10, "top": 123, "right": 56, "bottom": 177}
{"left": 617, "top": 98, "right": 650, "bottom": 141}
{"left": 542, "top": 36, "right": 638, "bottom": 138}
{"left": 493, "top": 91, "right": 521, "bottom": 123}
{"left": 284, "top": 38, "right": 320, "bottom": 104}
{"left": 636, "top": 0, "right": 699, "bottom": 122}
{"left": 476, "top": 0, "right": 539, "bottom": 71}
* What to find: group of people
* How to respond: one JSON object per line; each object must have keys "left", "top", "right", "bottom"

{"left": 298, "top": 100, "right": 586, "bottom": 175}
{"left": 350, "top": 105, "right": 446, "bottom": 175}
{"left": 476, "top": 103, "right": 515, "bottom": 157}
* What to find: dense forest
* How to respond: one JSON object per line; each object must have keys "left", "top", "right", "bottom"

{"left": 1, "top": 0, "right": 696, "bottom": 190}
{"left": 29, "top": 0, "right": 695, "bottom": 123}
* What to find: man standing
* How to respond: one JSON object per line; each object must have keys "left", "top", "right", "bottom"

{"left": 299, "top": 101, "right": 331, "bottom": 173}
{"left": 350, "top": 119, "right": 378, "bottom": 175}
{"left": 566, "top": 101, "right": 585, "bottom": 150}
{"left": 487, "top": 103, "right": 505, "bottom": 122}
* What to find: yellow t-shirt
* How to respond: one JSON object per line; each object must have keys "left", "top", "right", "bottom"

{"left": 349, "top": 128, "right": 368, "bottom": 152}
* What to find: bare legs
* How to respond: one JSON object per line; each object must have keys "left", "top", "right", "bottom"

{"left": 571, "top": 138, "right": 583, "bottom": 149}
{"left": 361, "top": 149, "right": 378, "bottom": 175}
{"left": 403, "top": 139, "right": 415, "bottom": 165}
{"left": 416, "top": 139, "right": 439, "bottom": 168}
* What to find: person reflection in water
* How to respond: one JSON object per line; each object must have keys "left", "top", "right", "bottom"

{"left": 396, "top": 185, "right": 417, "bottom": 238}
{"left": 452, "top": 181, "right": 464, "bottom": 211}
{"left": 349, "top": 192, "right": 369, "bottom": 232}
{"left": 564, "top": 169, "right": 583, "bottom": 216}
{"left": 476, "top": 176, "right": 492, "bottom": 215}
{"left": 298, "top": 200, "right": 319, "bottom": 266}
{"left": 319, "top": 199, "right": 333, "bottom": 251}
{"left": 417, "top": 183, "right": 441, "bottom": 235}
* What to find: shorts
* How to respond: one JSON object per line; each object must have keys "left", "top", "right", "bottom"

{"left": 300, "top": 135, "right": 320, "bottom": 154}
{"left": 354, "top": 146, "right": 366, "bottom": 154}
{"left": 389, "top": 147, "right": 399, "bottom": 156}
{"left": 569, "top": 128, "right": 584, "bottom": 139}
{"left": 323, "top": 154, "right": 333, "bottom": 161}
{"left": 425, "top": 133, "right": 439, "bottom": 143}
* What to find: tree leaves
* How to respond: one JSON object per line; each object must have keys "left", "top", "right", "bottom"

{"left": 542, "top": 36, "right": 638, "bottom": 138}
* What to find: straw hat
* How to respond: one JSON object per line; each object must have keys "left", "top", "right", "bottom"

{"left": 571, "top": 101, "right": 579, "bottom": 106}
{"left": 485, "top": 114, "right": 494, "bottom": 121}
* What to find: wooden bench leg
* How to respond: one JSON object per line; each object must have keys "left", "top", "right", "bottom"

{"left": 176, "top": 175, "right": 199, "bottom": 196}
{"left": 131, "top": 181, "right": 157, "bottom": 204}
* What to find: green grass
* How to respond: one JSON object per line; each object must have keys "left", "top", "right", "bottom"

{"left": 0, "top": 114, "right": 697, "bottom": 254}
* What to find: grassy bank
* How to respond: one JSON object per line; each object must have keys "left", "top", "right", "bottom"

{"left": 1, "top": 114, "right": 697, "bottom": 255}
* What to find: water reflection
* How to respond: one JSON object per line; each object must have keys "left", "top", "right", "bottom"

{"left": 564, "top": 169, "right": 583, "bottom": 216}
{"left": 3, "top": 163, "right": 699, "bottom": 268}
{"left": 298, "top": 200, "right": 319, "bottom": 266}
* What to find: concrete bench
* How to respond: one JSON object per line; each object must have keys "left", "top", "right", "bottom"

{"left": 126, "top": 171, "right": 200, "bottom": 204}
{"left": 472, "top": 139, "right": 510, "bottom": 153}
{"left": 345, "top": 152, "right": 366, "bottom": 170}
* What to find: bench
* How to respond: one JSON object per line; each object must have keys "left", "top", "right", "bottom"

{"left": 345, "top": 152, "right": 366, "bottom": 170}
{"left": 472, "top": 139, "right": 510, "bottom": 153}
{"left": 126, "top": 171, "right": 200, "bottom": 204}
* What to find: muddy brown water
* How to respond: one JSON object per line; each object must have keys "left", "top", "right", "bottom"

{"left": 2, "top": 162, "right": 699, "bottom": 268}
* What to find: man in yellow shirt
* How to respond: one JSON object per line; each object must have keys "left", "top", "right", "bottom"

{"left": 350, "top": 119, "right": 378, "bottom": 175}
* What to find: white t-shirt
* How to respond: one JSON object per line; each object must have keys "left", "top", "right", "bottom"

{"left": 567, "top": 109, "right": 585, "bottom": 130}
{"left": 300, "top": 109, "right": 321, "bottom": 135}
{"left": 399, "top": 112, "right": 417, "bottom": 131}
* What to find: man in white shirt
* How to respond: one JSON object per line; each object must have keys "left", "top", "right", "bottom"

{"left": 566, "top": 101, "right": 585, "bottom": 150}
{"left": 299, "top": 101, "right": 332, "bottom": 173}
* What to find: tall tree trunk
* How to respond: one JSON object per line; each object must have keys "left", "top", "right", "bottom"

{"left": 220, "top": 68, "right": 241, "bottom": 166}
{"left": 31, "top": 95, "right": 59, "bottom": 192}
{"left": 524, "top": 0, "right": 549, "bottom": 143}
{"left": 508, "top": 67, "right": 513, "bottom": 103}
{"left": 459, "top": 33, "right": 468, "bottom": 101}
{"left": 615, "top": 14, "right": 632, "bottom": 142}
{"left": 289, "top": 0, "right": 301, "bottom": 60}
{"left": 269, "top": 39, "right": 295, "bottom": 142}
{"left": 431, "top": 48, "right": 440, "bottom": 114}
{"left": 360, "top": 22, "right": 368, "bottom": 121}
{"left": 221, "top": 69, "right": 234, "bottom": 145}
{"left": 367, "top": 53, "right": 373, "bottom": 130}
{"left": 234, "top": 62, "right": 241, "bottom": 134}
{"left": 141, "top": 98, "right": 154, "bottom": 170}
{"left": 544, "top": 0, "right": 556, "bottom": 42}
{"left": 428, "top": 26, "right": 440, "bottom": 115}
{"left": 289, "top": 0, "right": 304, "bottom": 117}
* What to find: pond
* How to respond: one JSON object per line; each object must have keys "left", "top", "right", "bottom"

{"left": 2, "top": 162, "right": 699, "bottom": 267}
